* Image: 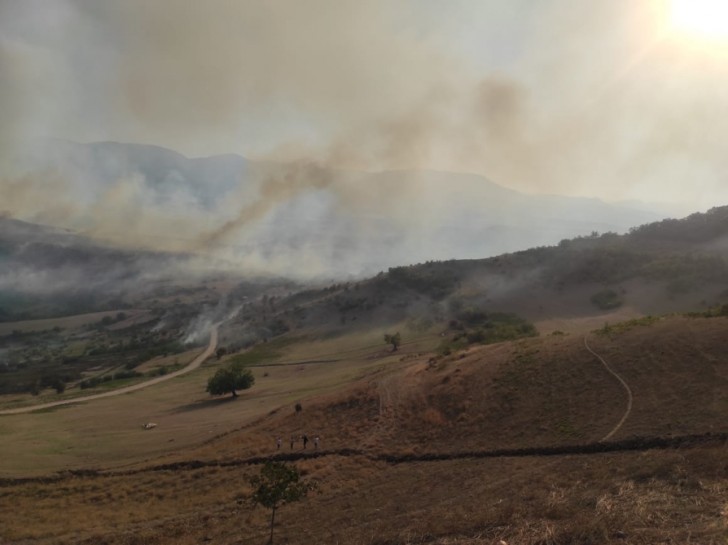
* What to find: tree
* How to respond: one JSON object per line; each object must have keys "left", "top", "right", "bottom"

{"left": 384, "top": 332, "right": 401, "bottom": 352}
{"left": 206, "top": 362, "right": 254, "bottom": 397}
{"left": 250, "top": 461, "right": 313, "bottom": 544}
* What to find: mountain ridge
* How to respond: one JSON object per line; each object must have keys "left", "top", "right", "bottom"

{"left": 11, "top": 139, "right": 673, "bottom": 276}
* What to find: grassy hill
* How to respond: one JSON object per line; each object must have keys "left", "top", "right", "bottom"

{"left": 3, "top": 207, "right": 728, "bottom": 543}
{"left": 2, "top": 312, "right": 728, "bottom": 544}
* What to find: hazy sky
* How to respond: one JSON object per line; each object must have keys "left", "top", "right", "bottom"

{"left": 2, "top": 0, "right": 728, "bottom": 212}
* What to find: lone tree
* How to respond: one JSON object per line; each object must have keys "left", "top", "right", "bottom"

{"left": 384, "top": 331, "right": 401, "bottom": 352}
{"left": 250, "top": 461, "right": 313, "bottom": 544}
{"left": 206, "top": 362, "right": 254, "bottom": 398}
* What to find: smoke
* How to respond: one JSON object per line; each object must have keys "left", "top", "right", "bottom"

{"left": 200, "top": 162, "right": 334, "bottom": 247}
{"left": 182, "top": 297, "right": 240, "bottom": 345}
{"left": 2, "top": 0, "right": 728, "bottom": 279}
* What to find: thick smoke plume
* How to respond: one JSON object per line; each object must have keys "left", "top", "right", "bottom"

{"left": 2, "top": 0, "right": 727, "bottom": 278}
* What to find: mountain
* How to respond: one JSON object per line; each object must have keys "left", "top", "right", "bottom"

{"left": 14, "top": 140, "right": 670, "bottom": 276}
{"left": 21, "top": 139, "right": 249, "bottom": 209}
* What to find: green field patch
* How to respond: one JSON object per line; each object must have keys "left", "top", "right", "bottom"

{"left": 230, "top": 346, "right": 282, "bottom": 367}
{"left": 438, "top": 312, "right": 538, "bottom": 355}
{"left": 63, "top": 341, "right": 88, "bottom": 358}
{"left": 595, "top": 315, "right": 662, "bottom": 336}
{"left": 229, "top": 336, "right": 304, "bottom": 367}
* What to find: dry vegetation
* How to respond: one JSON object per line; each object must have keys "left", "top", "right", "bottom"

{"left": 1, "top": 314, "right": 728, "bottom": 543}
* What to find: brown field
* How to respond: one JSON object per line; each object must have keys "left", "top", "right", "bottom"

{"left": 0, "top": 326, "right": 435, "bottom": 475}
{"left": 1, "top": 315, "right": 728, "bottom": 544}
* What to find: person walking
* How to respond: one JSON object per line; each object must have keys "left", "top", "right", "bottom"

{"left": 313, "top": 435, "right": 320, "bottom": 449}
{"left": 290, "top": 434, "right": 296, "bottom": 451}
{"left": 302, "top": 434, "right": 309, "bottom": 449}
{"left": 276, "top": 436, "right": 282, "bottom": 450}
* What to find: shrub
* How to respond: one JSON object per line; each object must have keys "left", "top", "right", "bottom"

{"left": 590, "top": 289, "right": 622, "bottom": 310}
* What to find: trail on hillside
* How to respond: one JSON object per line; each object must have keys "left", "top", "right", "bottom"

{"left": 0, "top": 325, "right": 220, "bottom": 416}
{"left": 583, "top": 335, "right": 633, "bottom": 441}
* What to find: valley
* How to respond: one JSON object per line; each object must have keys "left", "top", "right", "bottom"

{"left": 5, "top": 2, "right": 728, "bottom": 542}
{"left": 1, "top": 207, "right": 728, "bottom": 544}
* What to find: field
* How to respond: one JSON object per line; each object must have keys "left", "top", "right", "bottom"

{"left": 1, "top": 313, "right": 728, "bottom": 544}
{"left": 0, "top": 324, "right": 437, "bottom": 475}
{"left": 4, "top": 448, "right": 728, "bottom": 545}
{"left": 0, "top": 309, "right": 149, "bottom": 335}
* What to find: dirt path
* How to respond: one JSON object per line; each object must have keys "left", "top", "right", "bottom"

{"left": 583, "top": 335, "right": 633, "bottom": 441}
{"left": 0, "top": 326, "right": 219, "bottom": 416}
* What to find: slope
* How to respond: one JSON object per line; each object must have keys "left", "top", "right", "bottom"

{"left": 2, "top": 313, "right": 728, "bottom": 544}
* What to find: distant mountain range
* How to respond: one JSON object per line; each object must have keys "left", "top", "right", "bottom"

{"left": 13, "top": 140, "right": 675, "bottom": 276}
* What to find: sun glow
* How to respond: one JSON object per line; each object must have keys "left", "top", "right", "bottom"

{"left": 669, "top": 0, "right": 728, "bottom": 42}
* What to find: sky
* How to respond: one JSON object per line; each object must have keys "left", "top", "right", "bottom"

{"left": 2, "top": 0, "right": 728, "bottom": 215}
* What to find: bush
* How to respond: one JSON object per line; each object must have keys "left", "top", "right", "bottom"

{"left": 590, "top": 289, "right": 622, "bottom": 310}
{"left": 438, "top": 312, "right": 537, "bottom": 355}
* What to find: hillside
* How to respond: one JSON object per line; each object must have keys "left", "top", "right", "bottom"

{"left": 0, "top": 215, "right": 297, "bottom": 321}
{"left": 2, "top": 205, "right": 726, "bottom": 405}
{"left": 195, "top": 313, "right": 728, "bottom": 461}
{"left": 231, "top": 205, "right": 728, "bottom": 347}
{"left": 2, "top": 207, "right": 728, "bottom": 544}
{"left": 2, "top": 313, "right": 728, "bottom": 544}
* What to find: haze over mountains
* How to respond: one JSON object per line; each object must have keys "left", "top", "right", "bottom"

{"left": 5, "top": 3, "right": 728, "bottom": 543}
{"left": 6, "top": 140, "right": 673, "bottom": 279}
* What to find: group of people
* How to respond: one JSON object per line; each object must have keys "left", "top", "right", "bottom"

{"left": 276, "top": 434, "right": 320, "bottom": 450}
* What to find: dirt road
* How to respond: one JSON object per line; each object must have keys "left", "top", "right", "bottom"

{"left": 0, "top": 325, "right": 219, "bottom": 416}
{"left": 583, "top": 335, "right": 633, "bottom": 441}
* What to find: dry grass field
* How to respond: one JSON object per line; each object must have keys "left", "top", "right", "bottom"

{"left": 0, "top": 325, "right": 436, "bottom": 475}
{"left": 1, "top": 314, "right": 728, "bottom": 544}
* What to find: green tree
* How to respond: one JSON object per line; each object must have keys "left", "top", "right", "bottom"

{"left": 384, "top": 332, "right": 401, "bottom": 352}
{"left": 206, "top": 363, "right": 254, "bottom": 397}
{"left": 250, "top": 461, "right": 313, "bottom": 544}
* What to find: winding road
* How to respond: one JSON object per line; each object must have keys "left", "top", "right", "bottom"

{"left": 0, "top": 325, "right": 219, "bottom": 416}
{"left": 583, "top": 335, "right": 633, "bottom": 441}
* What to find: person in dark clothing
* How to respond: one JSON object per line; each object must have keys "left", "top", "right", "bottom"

{"left": 290, "top": 435, "right": 296, "bottom": 451}
{"left": 302, "top": 434, "right": 309, "bottom": 449}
